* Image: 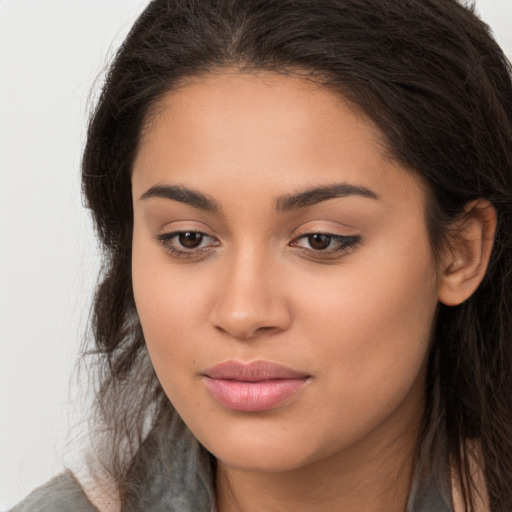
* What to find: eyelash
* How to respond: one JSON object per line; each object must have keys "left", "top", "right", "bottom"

{"left": 156, "top": 231, "right": 362, "bottom": 260}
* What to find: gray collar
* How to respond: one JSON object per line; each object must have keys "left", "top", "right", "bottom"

{"left": 123, "top": 413, "right": 216, "bottom": 511}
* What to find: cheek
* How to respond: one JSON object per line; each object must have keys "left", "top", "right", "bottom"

{"left": 131, "top": 235, "right": 210, "bottom": 384}
{"left": 302, "top": 235, "right": 438, "bottom": 413}
{"left": 132, "top": 270, "right": 210, "bottom": 413}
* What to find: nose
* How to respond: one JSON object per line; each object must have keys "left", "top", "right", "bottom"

{"left": 209, "top": 248, "right": 292, "bottom": 340}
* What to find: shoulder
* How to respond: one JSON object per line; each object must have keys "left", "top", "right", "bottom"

{"left": 9, "top": 471, "right": 99, "bottom": 512}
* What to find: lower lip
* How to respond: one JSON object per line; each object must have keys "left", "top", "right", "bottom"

{"left": 203, "top": 377, "right": 308, "bottom": 412}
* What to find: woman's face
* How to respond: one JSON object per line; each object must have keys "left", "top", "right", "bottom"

{"left": 131, "top": 72, "right": 441, "bottom": 473}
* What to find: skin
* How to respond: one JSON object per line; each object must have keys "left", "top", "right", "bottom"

{"left": 130, "top": 71, "right": 458, "bottom": 511}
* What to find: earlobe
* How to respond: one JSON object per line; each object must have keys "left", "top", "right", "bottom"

{"left": 438, "top": 199, "right": 497, "bottom": 307}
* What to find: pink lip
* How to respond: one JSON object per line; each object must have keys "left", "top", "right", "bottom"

{"left": 202, "top": 360, "right": 310, "bottom": 412}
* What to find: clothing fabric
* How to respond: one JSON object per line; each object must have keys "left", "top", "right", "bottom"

{"left": 9, "top": 414, "right": 452, "bottom": 512}
{"left": 8, "top": 472, "right": 97, "bottom": 512}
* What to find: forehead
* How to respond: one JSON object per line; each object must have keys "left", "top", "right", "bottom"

{"left": 132, "top": 71, "right": 424, "bottom": 212}
{"left": 139, "top": 70, "right": 387, "bottom": 158}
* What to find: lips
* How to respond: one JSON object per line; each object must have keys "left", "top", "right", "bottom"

{"left": 202, "top": 360, "right": 310, "bottom": 412}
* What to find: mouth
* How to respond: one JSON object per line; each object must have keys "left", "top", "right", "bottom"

{"left": 201, "top": 360, "right": 311, "bottom": 412}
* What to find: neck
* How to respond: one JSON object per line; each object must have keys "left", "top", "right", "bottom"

{"left": 216, "top": 419, "right": 419, "bottom": 512}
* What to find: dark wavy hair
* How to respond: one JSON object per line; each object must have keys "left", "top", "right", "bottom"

{"left": 81, "top": 0, "right": 512, "bottom": 510}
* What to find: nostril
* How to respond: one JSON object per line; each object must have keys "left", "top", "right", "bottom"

{"left": 254, "top": 326, "right": 281, "bottom": 335}
{"left": 213, "top": 323, "right": 283, "bottom": 340}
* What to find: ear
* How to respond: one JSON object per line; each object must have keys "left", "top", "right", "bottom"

{"left": 438, "top": 199, "right": 497, "bottom": 306}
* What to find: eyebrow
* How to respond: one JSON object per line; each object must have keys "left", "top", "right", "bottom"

{"left": 140, "top": 184, "right": 220, "bottom": 212}
{"left": 139, "top": 182, "right": 378, "bottom": 213}
{"left": 275, "top": 183, "right": 378, "bottom": 212}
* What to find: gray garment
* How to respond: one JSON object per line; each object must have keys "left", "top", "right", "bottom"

{"left": 9, "top": 415, "right": 452, "bottom": 512}
{"left": 8, "top": 472, "right": 97, "bottom": 512}
{"left": 409, "top": 477, "right": 453, "bottom": 512}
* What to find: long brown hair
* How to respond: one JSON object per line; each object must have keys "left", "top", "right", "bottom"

{"left": 82, "top": 1, "right": 512, "bottom": 510}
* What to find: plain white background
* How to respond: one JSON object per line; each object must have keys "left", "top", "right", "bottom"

{"left": 0, "top": 1, "right": 511, "bottom": 509}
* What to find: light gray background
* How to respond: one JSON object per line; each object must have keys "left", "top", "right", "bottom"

{"left": 1, "top": 1, "right": 511, "bottom": 509}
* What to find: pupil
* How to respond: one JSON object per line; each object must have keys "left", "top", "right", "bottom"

{"left": 308, "top": 234, "right": 331, "bottom": 250}
{"left": 179, "top": 232, "right": 203, "bottom": 248}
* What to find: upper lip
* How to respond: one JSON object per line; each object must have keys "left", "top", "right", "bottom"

{"left": 202, "top": 360, "right": 310, "bottom": 382}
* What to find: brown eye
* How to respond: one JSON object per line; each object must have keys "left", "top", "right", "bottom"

{"left": 178, "top": 232, "right": 204, "bottom": 248}
{"left": 307, "top": 234, "right": 332, "bottom": 250}
{"left": 156, "top": 230, "right": 219, "bottom": 259}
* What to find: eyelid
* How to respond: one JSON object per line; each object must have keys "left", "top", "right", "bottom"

{"left": 291, "top": 216, "right": 359, "bottom": 232}
{"left": 290, "top": 222, "right": 360, "bottom": 241}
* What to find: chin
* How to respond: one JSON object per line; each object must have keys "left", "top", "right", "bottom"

{"left": 194, "top": 423, "right": 322, "bottom": 474}
{"left": 214, "top": 445, "right": 313, "bottom": 474}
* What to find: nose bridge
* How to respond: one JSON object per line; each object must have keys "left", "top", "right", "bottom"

{"left": 210, "top": 242, "right": 290, "bottom": 339}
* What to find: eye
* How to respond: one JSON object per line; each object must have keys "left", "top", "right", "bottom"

{"left": 290, "top": 233, "right": 361, "bottom": 257}
{"left": 176, "top": 231, "right": 205, "bottom": 248}
{"left": 305, "top": 234, "right": 335, "bottom": 250}
{"left": 156, "top": 230, "right": 219, "bottom": 258}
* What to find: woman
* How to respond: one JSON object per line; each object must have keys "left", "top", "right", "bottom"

{"left": 11, "top": 0, "right": 512, "bottom": 511}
